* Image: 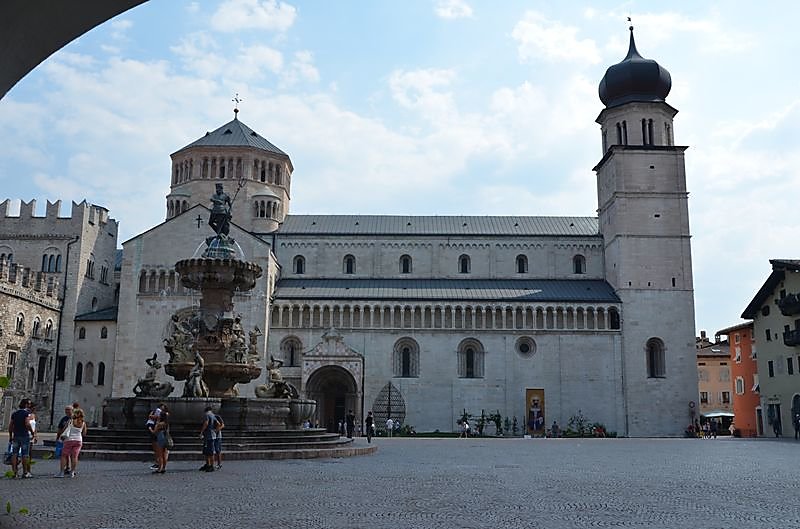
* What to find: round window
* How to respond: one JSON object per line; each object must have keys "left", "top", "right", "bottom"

{"left": 516, "top": 337, "right": 536, "bottom": 357}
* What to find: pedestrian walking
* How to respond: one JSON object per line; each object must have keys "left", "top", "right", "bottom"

{"left": 794, "top": 413, "right": 800, "bottom": 440}
{"left": 213, "top": 413, "right": 225, "bottom": 469}
{"left": 199, "top": 406, "right": 218, "bottom": 472}
{"left": 62, "top": 407, "right": 87, "bottom": 478}
{"left": 8, "top": 398, "right": 34, "bottom": 478}
{"left": 364, "top": 411, "right": 375, "bottom": 443}
{"left": 710, "top": 420, "right": 718, "bottom": 439}
{"left": 346, "top": 409, "right": 355, "bottom": 439}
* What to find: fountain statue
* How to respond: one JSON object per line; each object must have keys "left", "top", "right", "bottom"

{"left": 105, "top": 183, "right": 317, "bottom": 434}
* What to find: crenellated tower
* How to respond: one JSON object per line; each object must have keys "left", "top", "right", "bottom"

{"left": 165, "top": 110, "right": 293, "bottom": 234}
{"left": 594, "top": 27, "right": 697, "bottom": 436}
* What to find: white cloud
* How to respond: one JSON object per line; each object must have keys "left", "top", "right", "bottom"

{"left": 602, "top": 11, "right": 755, "bottom": 55}
{"left": 210, "top": 0, "right": 297, "bottom": 33}
{"left": 238, "top": 44, "right": 284, "bottom": 75}
{"left": 389, "top": 68, "right": 457, "bottom": 115}
{"left": 280, "top": 50, "right": 320, "bottom": 86}
{"left": 512, "top": 11, "right": 601, "bottom": 64}
{"left": 435, "top": 0, "right": 473, "bottom": 19}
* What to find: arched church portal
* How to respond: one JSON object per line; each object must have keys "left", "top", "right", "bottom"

{"left": 306, "top": 366, "right": 358, "bottom": 433}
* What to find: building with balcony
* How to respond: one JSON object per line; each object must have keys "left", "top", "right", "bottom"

{"left": 742, "top": 259, "right": 800, "bottom": 436}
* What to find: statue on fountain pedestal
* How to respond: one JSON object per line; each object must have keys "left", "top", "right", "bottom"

{"left": 255, "top": 355, "right": 298, "bottom": 399}
{"left": 133, "top": 353, "right": 174, "bottom": 398}
{"left": 183, "top": 352, "right": 209, "bottom": 398}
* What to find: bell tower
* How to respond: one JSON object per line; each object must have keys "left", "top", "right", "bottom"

{"left": 594, "top": 26, "right": 698, "bottom": 436}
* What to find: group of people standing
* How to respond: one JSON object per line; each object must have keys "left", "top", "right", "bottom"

{"left": 6, "top": 399, "right": 86, "bottom": 479}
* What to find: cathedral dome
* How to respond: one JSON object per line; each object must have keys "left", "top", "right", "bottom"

{"left": 598, "top": 27, "right": 671, "bottom": 109}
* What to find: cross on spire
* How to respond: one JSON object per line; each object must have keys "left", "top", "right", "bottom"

{"left": 232, "top": 92, "right": 243, "bottom": 118}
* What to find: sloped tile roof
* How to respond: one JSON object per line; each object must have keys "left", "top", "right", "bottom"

{"left": 75, "top": 306, "right": 118, "bottom": 321}
{"left": 176, "top": 117, "right": 288, "bottom": 158}
{"left": 279, "top": 215, "right": 599, "bottom": 236}
{"left": 274, "top": 278, "right": 620, "bottom": 303}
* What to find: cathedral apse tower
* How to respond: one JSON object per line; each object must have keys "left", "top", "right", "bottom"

{"left": 594, "top": 26, "right": 698, "bottom": 435}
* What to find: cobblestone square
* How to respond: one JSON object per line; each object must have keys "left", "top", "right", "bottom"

{"left": 2, "top": 437, "right": 798, "bottom": 529}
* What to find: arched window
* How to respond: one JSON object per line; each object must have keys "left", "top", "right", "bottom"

{"left": 516, "top": 254, "right": 528, "bottom": 274}
{"left": 86, "top": 252, "right": 95, "bottom": 279}
{"left": 646, "top": 337, "right": 666, "bottom": 378}
{"left": 55, "top": 254, "right": 62, "bottom": 272}
{"left": 458, "top": 254, "right": 471, "bottom": 274}
{"left": 91, "top": 297, "right": 98, "bottom": 311}
{"left": 101, "top": 326, "right": 108, "bottom": 339}
{"left": 281, "top": 336, "right": 302, "bottom": 367}
{"left": 343, "top": 255, "right": 356, "bottom": 274}
{"left": 44, "top": 319, "right": 53, "bottom": 340}
{"left": 573, "top": 255, "right": 586, "bottom": 274}
{"left": 37, "top": 356, "right": 47, "bottom": 382}
{"left": 32, "top": 317, "right": 41, "bottom": 338}
{"left": 85, "top": 362, "right": 94, "bottom": 384}
{"left": 97, "top": 362, "right": 106, "bottom": 386}
{"left": 78, "top": 327, "right": 86, "bottom": 339}
{"left": 6, "top": 351, "right": 16, "bottom": 379}
{"left": 15, "top": 313, "right": 24, "bottom": 335}
{"left": 400, "top": 255, "right": 412, "bottom": 274}
{"left": 293, "top": 255, "right": 305, "bottom": 274}
{"left": 458, "top": 339, "right": 484, "bottom": 378}
{"left": 393, "top": 338, "right": 419, "bottom": 378}
{"left": 28, "top": 367, "right": 35, "bottom": 389}
{"left": 74, "top": 362, "right": 83, "bottom": 386}
{"left": 608, "top": 308, "right": 620, "bottom": 330}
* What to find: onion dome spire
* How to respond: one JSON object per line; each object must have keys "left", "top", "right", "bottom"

{"left": 598, "top": 24, "right": 672, "bottom": 109}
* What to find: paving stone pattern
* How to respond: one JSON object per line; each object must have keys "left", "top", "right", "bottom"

{"left": 2, "top": 437, "right": 799, "bottom": 529}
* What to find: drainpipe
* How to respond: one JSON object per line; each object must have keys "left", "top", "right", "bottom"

{"left": 49, "top": 235, "right": 80, "bottom": 428}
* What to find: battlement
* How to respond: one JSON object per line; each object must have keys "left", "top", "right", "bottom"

{"left": 0, "top": 199, "right": 117, "bottom": 227}
{"left": 0, "top": 257, "right": 61, "bottom": 307}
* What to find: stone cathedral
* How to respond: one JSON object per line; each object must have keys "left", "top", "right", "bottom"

{"left": 108, "top": 29, "right": 698, "bottom": 436}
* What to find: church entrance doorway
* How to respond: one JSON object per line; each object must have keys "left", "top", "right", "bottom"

{"left": 306, "top": 365, "right": 358, "bottom": 433}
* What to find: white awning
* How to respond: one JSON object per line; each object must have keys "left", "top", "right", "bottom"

{"left": 702, "top": 411, "right": 735, "bottom": 418}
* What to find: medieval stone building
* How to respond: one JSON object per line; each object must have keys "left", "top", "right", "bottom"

{"left": 108, "top": 29, "right": 698, "bottom": 436}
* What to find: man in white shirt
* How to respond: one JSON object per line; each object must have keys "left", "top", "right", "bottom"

{"left": 386, "top": 418, "right": 394, "bottom": 437}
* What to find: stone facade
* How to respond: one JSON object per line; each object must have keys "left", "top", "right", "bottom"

{"left": 0, "top": 200, "right": 118, "bottom": 428}
{"left": 0, "top": 258, "right": 61, "bottom": 425}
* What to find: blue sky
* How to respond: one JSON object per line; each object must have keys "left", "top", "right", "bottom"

{"left": 2, "top": 0, "right": 800, "bottom": 336}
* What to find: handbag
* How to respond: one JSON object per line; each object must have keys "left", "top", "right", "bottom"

{"left": 54, "top": 440, "right": 63, "bottom": 458}
{"left": 165, "top": 430, "right": 174, "bottom": 450}
{"left": 60, "top": 420, "right": 72, "bottom": 441}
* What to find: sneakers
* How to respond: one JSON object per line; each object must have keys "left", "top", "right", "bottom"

{"left": 199, "top": 464, "right": 211, "bottom": 471}
{"left": 69, "top": 472, "right": 76, "bottom": 478}
{"left": 54, "top": 471, "right": 65, "bottom": 478}
{"left": 204, "top": 466, "right": 215, "bottom": 472}
{"left": 22, "top": 472, "right": 33, "bottom": 479}
{"left": 215, "top": 464, "right": 222, "bottom": 470}
{"left": 150, "top": 464, "right": 160, "bottom": 470}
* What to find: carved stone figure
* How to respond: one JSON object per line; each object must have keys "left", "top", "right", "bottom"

{"left": 255, "top": 355, "right": 298, "bottom": 399}
{"left": 132, "top": 353, "right": 174, "bottom": 397}
{"left": 164, "top": 313, "right": 194, "bottom": 364}
{"left": 183, "top": 352, "right": 209, "bottom": 398}
{"left": 247, "top": 326, "right": 262, "bottom": 363}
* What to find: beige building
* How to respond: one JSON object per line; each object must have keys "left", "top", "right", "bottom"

{"left": 742, "top": 259, "right": 800, "bottom": 436}
{"left": 695, "top": 331, "right": 732, "bottom": 419}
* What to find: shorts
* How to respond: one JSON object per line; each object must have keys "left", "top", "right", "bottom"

{"left": 62, "top": 440, "right": 82, "bottom": 458}
{"left": 213, "top": 438, "right": 222, "bottom": 454}
{"left": 202, "top": 438, "right": 215, "bottom": 456}
{"left": 11, "top": 435, "right": 31, "bottom": 457}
